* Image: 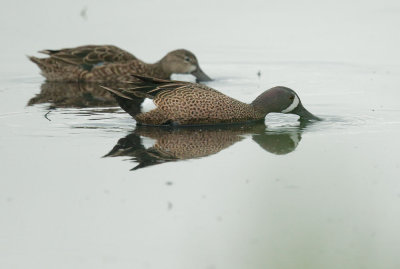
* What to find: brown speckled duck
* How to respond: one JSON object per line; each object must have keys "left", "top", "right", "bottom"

{"left": 102, "top": 74, "right": 321, "bottom": 126}
{"left": 29, "top": 45, "right": 211, "bottom": 82}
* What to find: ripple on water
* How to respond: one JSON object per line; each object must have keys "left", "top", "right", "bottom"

{"left": 36, "top": 106, "right": 135, "bottom": 132}
{"left": 264, "top": 109, "right": 392, "bottom": 136}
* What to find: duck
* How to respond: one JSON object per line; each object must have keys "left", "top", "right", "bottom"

{"left": 101, "top": 74, "right": 321, "bottom": 126}
{"left": 29, "top": 45, "right": 212, "bottom": 82}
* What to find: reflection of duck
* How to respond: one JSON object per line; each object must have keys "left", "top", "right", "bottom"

{"left": 105, "top": 123, "right": 310, "bottom": 170}
{"left": 253, "top": 130, "right": 301, "bottom": 155}
{"left": 29, "top": 45, "right": 211, "bottom": 82}
{"left": 27, "top": 82, "right": 144, "bottom": 109}
{"left": 103, "top": 74, "right": 320, "bottom": 126}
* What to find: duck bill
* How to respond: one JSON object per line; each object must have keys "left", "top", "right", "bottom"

{"left": 191, "top": 66, "right": 212, "bottom": 82}
{"left": 291, "top": 103, "right": 321, "bottom": 121}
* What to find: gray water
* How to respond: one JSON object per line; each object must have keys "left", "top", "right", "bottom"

{"left": 1, "top": 0, "right": 400, "bottom": 268}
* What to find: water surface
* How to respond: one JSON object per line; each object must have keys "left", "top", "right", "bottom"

{"left": 1, "top": 1, "right": 400, "bottom": 268}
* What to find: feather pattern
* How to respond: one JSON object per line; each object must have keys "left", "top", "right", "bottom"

{"left": 29, "top": 45, "right": 211, "bottom": 83}
{"left": 102, "top": 74, "right": 265, "bottom": 126}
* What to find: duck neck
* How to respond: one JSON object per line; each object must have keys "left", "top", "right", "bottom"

{"left": 250, "top": 89, "right": 285, "bottom": 116}
{"left": 251, "top": 100, "right": 272, "bottom": 117}
{"left": 148, "top": 57, "right": 172, "bottom": 79}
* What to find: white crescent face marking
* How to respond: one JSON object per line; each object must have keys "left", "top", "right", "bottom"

{"left": 141, "top": 98, "right": 157, "bottom": 113}
{"left": 281, "top": 95, "right": 299, "bottom": 113}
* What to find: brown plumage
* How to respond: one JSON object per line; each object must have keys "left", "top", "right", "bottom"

{"left": 105, "top": 123, "right": 305, "bottom": 170}
{"left": 102, "top": 75, "right": 320, "bottom": 126}
{"left": 105, "top": 124, "right": 259, "bottom": 170}
{"left": 29, "top": 45, "right": 211, "bottom": 82}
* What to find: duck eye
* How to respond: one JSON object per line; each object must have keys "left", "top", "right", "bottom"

{"left": 289, "top": 95, "right": 295, "bottom": 100}
{"left": 184, "top": 56, "right": 191, "bottom": 62}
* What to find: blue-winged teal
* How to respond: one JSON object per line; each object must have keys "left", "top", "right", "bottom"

{"left": 102, "top": 75, "right": 320, "bottom": 126}
{"left": 29, "top": 45, "right": 211, "bottom": 82}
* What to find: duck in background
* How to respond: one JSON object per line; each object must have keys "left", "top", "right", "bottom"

{"left": 29, "top": 45, "right": 212, "bottom": 82}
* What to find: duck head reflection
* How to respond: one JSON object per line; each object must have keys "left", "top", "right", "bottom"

{"left": 105, "top": 122, "right": 313, "bottom": 170}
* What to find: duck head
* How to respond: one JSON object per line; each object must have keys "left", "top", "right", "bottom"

{"left": 251, "top": 86, "right": 321, "bottom": 121}
{"left": 160, "top": 49, "right": 212, "bottom": 82}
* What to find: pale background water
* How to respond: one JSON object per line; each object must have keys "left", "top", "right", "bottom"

{"left": 1, "top": 0, "right": 400, "bottom": 268}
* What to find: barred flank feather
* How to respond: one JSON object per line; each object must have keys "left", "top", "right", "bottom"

{"left": 102, "top": 75, "right": 264, "bottom": 126}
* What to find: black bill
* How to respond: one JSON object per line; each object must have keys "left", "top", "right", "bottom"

{"left": 191, "top": 66, "right": 212, "bottom": 82}
{"left": 291, "top": 103, "right": 321, "bottom": 121}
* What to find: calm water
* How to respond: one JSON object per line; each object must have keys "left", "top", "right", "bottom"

{"left": 2, "top": 1, "right": 400, "bottom": 268}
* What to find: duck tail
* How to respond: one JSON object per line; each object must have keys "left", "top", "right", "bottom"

{"left": 28, "top": 56, "right": 52, "bottom": 74}
{"left": 28, "top": 55, "right": 42, "bottom": 66}
{"left": 100, "top": 85, "right": 145, "bottom": 118}
{"left": 38, "top": 49, "right": 57, "bottom": 55}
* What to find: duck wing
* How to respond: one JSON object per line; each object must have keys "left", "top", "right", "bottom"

{"left": 39, "top": 45, "right": 137, "bottom": 69}
{"left": 101, "top": 74, "right": 216, "bottom": 100}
